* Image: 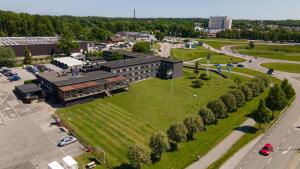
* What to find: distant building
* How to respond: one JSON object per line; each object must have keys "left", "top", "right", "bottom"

{"left": 209, "top": 16, "right": 232, "bottom": 30}
{"left": 116, "top": 32, "right": 156, "bottom": 42}
{"left": 0, "top": 37, "right": 88, "bottom": 57}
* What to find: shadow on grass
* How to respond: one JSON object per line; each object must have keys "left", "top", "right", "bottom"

{"left": 113, "top": 163, "right": 133, "bottom": 169}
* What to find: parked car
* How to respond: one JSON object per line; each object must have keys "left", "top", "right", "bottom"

{"left": 9, "top": 75, "right": 21, "bottom": 81}
{"left": 7, "top": 71, "right": 17, "bottom": 77}
{"left": 1, "top": 68, "right": 11, "bottom": 75}
{"left": 260, "top": 143, "right": 273, "bottom": 156}
{"left": 57, "top": 136, "right": 77, "bottom": 147}
{"left": 237, "top": 64, "right": 245, "bottom": 68}
{"left": 267, "top": 69, "right": 275, "bottom": 75}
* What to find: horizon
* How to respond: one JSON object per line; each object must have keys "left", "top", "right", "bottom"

{"left": 1, "top": 0, "right": 300, "bottom": 20}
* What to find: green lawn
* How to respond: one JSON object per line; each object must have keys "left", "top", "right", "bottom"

{"left": 198, "top": 39, "right": 247, "bottom": 50}
{"left": 261, "top": 62, "right": 300, "bottom": 73}
{"left": 171, "top": 46, "right": 246, "bottom": 63}
{"left": 232, "top": 44, "right": 300, "bottom": 61}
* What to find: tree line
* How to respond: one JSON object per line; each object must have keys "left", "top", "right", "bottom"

{"left": 126, "top": 73, "right": 295, "bottom": 169}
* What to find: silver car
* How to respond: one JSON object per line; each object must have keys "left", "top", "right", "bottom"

{"left": 58, "top": 136, "right": 77, "bottom": 147}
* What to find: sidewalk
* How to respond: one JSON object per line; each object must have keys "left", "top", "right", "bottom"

{"left": 186, "top": 118, "right": 256, "bottom": 169}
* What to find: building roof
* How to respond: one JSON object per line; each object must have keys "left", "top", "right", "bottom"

{"left": 101, "top": 57, "right": 162, "bottom": 69}
{"left": 37, "top": 70, "right": 117, "bottom": 87}
{"left": 105, "top": 50, "right": 153, "bottom": 58}
{"left": 54, "top": 57, "right": 86, "bottom": 67}
{"left": 0, "top": 37, "right": 58, "bottom": 46}
{"left": 15, "top": 84, "right": 42, "bottom": 94}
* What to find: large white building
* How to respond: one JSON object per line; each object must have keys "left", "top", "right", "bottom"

{"left": 208, "top": 16, "right": 232, "bottom": 30}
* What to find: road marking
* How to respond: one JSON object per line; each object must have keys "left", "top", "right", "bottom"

{"left": 281, "top": 137, "right": 286, "bottom": 143}
{"left": 267, "top": 157, "right": 272, "bottom": 165}
{"left": 282, "top": 146, "right": 291, "bottom": 155}
{"left": 288, "top": 129, "right": 292, "bottom": 135}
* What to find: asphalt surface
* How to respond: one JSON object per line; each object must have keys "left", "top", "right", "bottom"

{"left": 0, "top": 68, "right": 83, "bottom": 169}
{"left": 216, "top": 45, "right": 300, "bottom": 169}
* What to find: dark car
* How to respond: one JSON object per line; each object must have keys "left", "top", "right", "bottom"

{"left": 260, "top": 143, "right": 273, "bottom": 156}
{"left": 267, "top": 69, "right": 275, "bottom": 75}
{"left": 237, "top": 64, "right": 245, "bottom": 68}
{"left": 9, "top": 75, "right": 21, "bottom": 81}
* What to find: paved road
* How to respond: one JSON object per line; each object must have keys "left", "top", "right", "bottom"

{"left": 218, "top": 45, "right": 300, "bottom": 169}
{"left": 158, "top": 43, "right": 183, "bottom": 58}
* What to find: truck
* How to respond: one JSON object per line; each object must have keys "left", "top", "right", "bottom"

{"left": 48, "top": 161, "right": 64, "bottom": 169}
{"left": 63, "top": 156, "right": 78, "bottom": 169}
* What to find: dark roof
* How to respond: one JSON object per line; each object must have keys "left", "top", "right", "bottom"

{"left": 15, "top": 84, "right": 42, "bottom": 93}
{"left": 37, "top": 70, "right": 117, "bottom": 87}
{"left": 105, "top": 50, "right": 152, "bottom": 58}
{"left": 101, "top": 57, "right": 162, "bottom": 69}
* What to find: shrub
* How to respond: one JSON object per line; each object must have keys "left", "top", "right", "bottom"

{"left": 229, "top": 89, "right": 246, "bottom": 107}
{"left": 281, "top": 79, "right": 295, "bottom": 100}
{"left": 251, "top": 78, "right": 265, "bottom": 93}
{"left": 256, "top": 76, "right": 271, "bottom": 88}
{"left": 221, "top": 93, "right": 237, "bottom": 112}
{"left": 207, "top": 99, "right": 228, "bottom": 119}
{"left": 167, "top": 123, "right": 188, "bottom": 143}
{"left": 184, "top": 116, "right": 205, "bottom": 139}
{"left": 199, "top": 73, "right": 211, "bottom": 80}
{"left": 128, "top": 144, "right": 151, "bottom": 169}
{"left": 247, "top": 80, "right": 260, "bottom": 97}
{"left": 149, "top": 132, "right": 170, "bottom": 159}
{"left": 241, "top": 85, "right": 253, "bottom": 101}
{"left": 24, "top": 79, "right": 37, "bottom": 84}
{"left": 192, "top": 80, "right": 204, "bottom": 88}
{"left": 198, "top": 108, "right": 216, "bottom": 125}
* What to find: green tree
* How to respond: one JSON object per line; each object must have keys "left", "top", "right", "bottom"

{"left": 229, "top": 90, "right": 246, "bottom": 107}
{"left": 221, "top": 93, "right": 237, "bottom": 113}
{"left": 23, "top": 48, "right": 32, "bottom": 65}
{"left": 256, "top": 76, "right": 271, "bottom": 88}
{"left": 108, "top": 52, "right": 124, "bottom": 61}
{"left": 194, "top": 61, "right": 200, "bottom": 74}
{"left": 252, "top": 78, "right": 265, "bottom": 93}
{"left": 198, "top": 107, "right": 216, "bottom": 125}
{"left": 266, "top": 84, "right": 288, "bottom": 118}
{"left": 253, "top": 99, "right": 271, "bottom": 129}
{"left": 0, "top": 47, "right": 16, "bottom": 67}
{"left": 247, "top": 80, "right": 260, "bottom": 97}
{"left": 234, "top": 77, "right": 242, "bottom": 88}
{"left": 207, "top": 99, "right": 228, "bottom": 119}
{"left": 36, "top": 17, "right": 55, "bottom": 36}
{"left": 281, "top": 79, "right": 295, "bottom": 100}
{"left": 57, "top": 26, "right": 79, "bottom": 56}
{"left": 133, "top": 42, "right": 151, "bottom": 54}
{"left": 241, "top": 85, "right": 253, "bottom": 101}
{"left": 183, "top": 116, "right": 205, "bottom": 139}
{"left": 89, "top": 27, "right": 112, "bottom": 42}
{"left": 128, "top": 144, "right": 151, "bottom": 169}
{"left": 149, "top": 132, "right": 170, "bottom": 159}
{"left": 155, "top": 32, "right": 165, "bottom": 41}
{"left": 167, "top": 123, "right": 188, "bottom": 143}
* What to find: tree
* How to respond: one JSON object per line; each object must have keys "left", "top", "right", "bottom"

{"left": 266, "top": 84, "right": 288, "bottom": 118}
{"left": 249, "top": 41, "right": 255, "bottom": 49}
{"left": 89, "top": 27, "right": 112, "bottom": 42}
{"left": 133, "top": 42, "right": 151, "bottom": 54}
{"left": 155, "top": 32, "right": 165, "bottom": 41}
{"left": 281, "top": 79, "right": 295, "bottom": 100}
{"left": 253, "top": 99, "right": 271, "bottom": 129}
{"left": 149, "top": 132, "right": 170, "bottom": 159}
{"left": 198, "top": 107, "right": 216, "bottom": 125}
{"left": 229, "top": 90, "right": 246, "bottom": 107}
{"left": 183, "top": 116, "right": 205, "bottom": 139}
{"left": 57, "top": 26, "right": 79, "bottom": 56}
{"left": 256, "top": 76, "right": 271, "bottom": 88}
{"left": 241, "top": 85, "right": 253, "bottom": 101}
{"left": 23, "top": 48, "right": 32, "bottom": 65}
{"left": 247, "top": 80, "right": 260, "bottom": 97}
{"left": 0, "top": 47, "right": 16, "bottom": 67}
{"left": 221, "top": 93, "right": 237, "bottom": 113}
{"left": 234, "top": 77, "right": 242, "bottom": 88}
{"left": 108, "top": 52, "right": 123, "bottom": 61}
{"left": 128, "top": 144, "right": 151, "bottom": 169}
{"left": 167, "top": 123, "right": 188, "bottom": 143}
{"left": 207, "top": 99, "right": 228, "bottom": 119}
{"left": 192, "top": 80, "right": 204, "bottom": 88}
{"left": 194, "top": 61, "right": 200, "bottom": 74}
{"left": 252, "top": 78, "right": 265, "bottom": 93}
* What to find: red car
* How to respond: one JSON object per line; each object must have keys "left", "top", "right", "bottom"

{"left": 260, "top": 143, "right": 273, "bottom": 156}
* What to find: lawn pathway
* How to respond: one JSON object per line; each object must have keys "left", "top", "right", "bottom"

{"left": 186, "top": 118, "right": 256, "bottom": 169}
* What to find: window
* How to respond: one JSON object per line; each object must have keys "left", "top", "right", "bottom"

{"left": 123, "top": 69, "right": 126, "bottom": 72}
{"left": 135, "top": 67, "right": 138, "bottom": 70}
{"left": 116, "top": 70, "right": 120, "bottom": 73}
{"left": 129, "top": 68, "right": 133, "bottom": 71}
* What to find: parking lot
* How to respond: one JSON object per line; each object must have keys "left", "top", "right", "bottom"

{"left": 0, "top": 67, "right": 83, "bottom": 169}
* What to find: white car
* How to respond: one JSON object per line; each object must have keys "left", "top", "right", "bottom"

{"left": 57, "top": 136, "right": 77, "bottom": 147}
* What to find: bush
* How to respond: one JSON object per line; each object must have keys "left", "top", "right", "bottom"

{"left": 199, "top": 73, "right": 211, "bottom": 80}
{"left": 247, "top": 80, "right": 260, "bottom": 97}
{"left": 229, "top": 90, "right": 246, "bottom": 107}
{"left": 198, "top": 108, "right": 216, "bottom": 125}
{"left": 241, "top": 85, "right": 253, "bottom": 101}
{"left": 24, "top": 79, "right": 37, "bottom": 84}
{"left": 251, "top": 78, "right": 265, "bottom": 93}
{"left": 207, "top": 99, "right": 228, "bottom": 119}
{"left": 256, "top": 76, "right": 271, "bottom": 88}
{"left": 184, "top": 116, "right": 205, "bottom": 139}
{"left": 128, "top": 144, "right": 151, "bottom": 169}
{"left": 221, "top": 93, "right": 237, "bottom": 113}
{"left": 167, "top": 123, "right": 188, "bottom": 143}
{"left": 149, "top": 132, "right": 170, "bottom": 159}
{"left": 192, "top": 80, "right": 204, "bottom": 88}
{"left": 281, "top": 79, "right": 295, "bottom": 100}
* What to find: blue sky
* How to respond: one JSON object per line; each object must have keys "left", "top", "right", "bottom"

{"left": 0, "top": 0, "right": 299, "bottom": 20}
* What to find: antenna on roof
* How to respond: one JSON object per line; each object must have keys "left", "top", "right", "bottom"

{"left": 133, "top": 9, "right": 136, "bottom": 20}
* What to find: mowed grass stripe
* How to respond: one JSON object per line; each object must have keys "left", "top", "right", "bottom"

{"left": 69, "top": 109, "right": 129, "bottom": 164}
{"left": 95, "top": 103, "right": 155, "bottom": 133}
{"left": 81, "top": 107, "right": 146, "bottom": 145}
{"left": 95, "top": 105, "right": 154, "bottom": 134}
{"left": 65, "top": 110, "right": 127, "bottom": 162}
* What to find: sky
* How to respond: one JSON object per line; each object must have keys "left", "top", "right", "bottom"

{"left": 0, "top": 0, "right": 300, "bottom": 20}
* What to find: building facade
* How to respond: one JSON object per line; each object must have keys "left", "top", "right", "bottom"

{"left": 209, "top": 16, "right": 232, "bottom": 30}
